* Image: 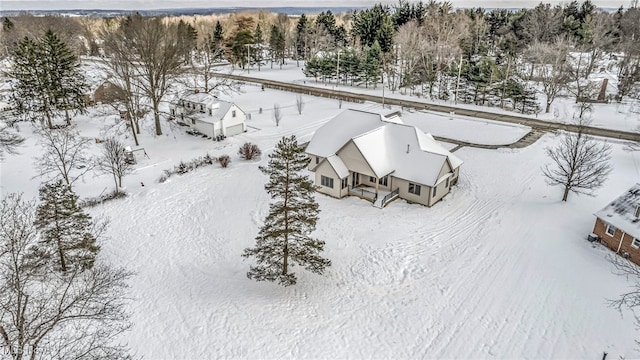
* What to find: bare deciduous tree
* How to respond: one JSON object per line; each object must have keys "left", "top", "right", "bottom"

{"left": 609, "top": 254, "right": 640, "bottom": 312}
{"left": 238, "top": 142, "right": 262, "bottom": 160}
{"left": 295, "top": 95, "right": 304, "bottom": 115}
{"left": 273, "top": 103, "right": 282, "bottom": 126}
{"left": 104, "top": 14, "right": 186, "bottom": 136}
{"left": 101, "top": 26, "right": 145, "bottom": 145}
{"left": 97, "top": 137, "right": 133, "bottom": 192}
{"left": 34, "top": 126, "right": 94, "bottom": 186}
{"left": 541, "top": 118, "right": 612, "bottom": 201}
{"left": 0, "top": 125, "right": 24, "bottom": 159}
{"left": 527, "top": 37, "right": 571, "bottom": 113}
{"left": 0, "top": 193, "right": 132, "bottom": 360}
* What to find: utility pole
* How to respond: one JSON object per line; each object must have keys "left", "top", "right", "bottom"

{"left": 455, "top": 54, "right": 463, "bottom": 105}
{"left": 246, "top": 43, "right": 251, "bottom": 74}
{"left": 336, "top": 50, "right": 341, "bottom": 86}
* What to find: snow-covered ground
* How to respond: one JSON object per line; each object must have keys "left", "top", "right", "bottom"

{"left": 2, "top": 76, "right": 640, "bottom": 358}
{"left": 223, "top": 60, "right": 640, "bottom": 134}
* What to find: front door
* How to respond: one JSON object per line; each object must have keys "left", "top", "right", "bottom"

{"left": 351, "top": 172, "right": 359, "bottom": 187}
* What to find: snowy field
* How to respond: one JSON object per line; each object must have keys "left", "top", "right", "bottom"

{"left": 2, "top": 80, "right": 640, "bottom": 358}
{"left": 223, "top": 60, "right": 640, "bottom": 134}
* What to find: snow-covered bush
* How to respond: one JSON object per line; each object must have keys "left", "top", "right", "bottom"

{"left": 79, "top": 189, "right": 127, "bottom": 208}
{"left": 238, "top": 142, "right": 262, "bottom": 160}
{"left": 218, "top": 155, "right": 231, "bottom": 168}
{"left": 158, "top": 153, "right": 217, "bottom": 182}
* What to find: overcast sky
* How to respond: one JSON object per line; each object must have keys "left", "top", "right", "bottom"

{"left": 1, "top": 0, "right": 631, "bottom": 11}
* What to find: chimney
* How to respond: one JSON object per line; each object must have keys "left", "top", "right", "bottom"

{"left": 406, "top": 144, "right": 410, "bottom": 153}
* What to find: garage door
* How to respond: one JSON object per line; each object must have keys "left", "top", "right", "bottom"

{"left": 225, "top": 123, "right": 244, "bottom": 137}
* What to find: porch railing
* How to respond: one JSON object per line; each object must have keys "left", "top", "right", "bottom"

{"left": 348, "top": 186, "right": 377, "bottom": 202}
{"left": 380, "top": 188, "right": 400, "bottom": 207}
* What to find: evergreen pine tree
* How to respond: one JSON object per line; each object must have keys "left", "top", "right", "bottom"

{"left": 253, "top": 24, "right": 264, "bottom": 69}
{"left": 242, "top": 136, "right": 331, "bottom": 286}
{"left": 34, "top": 180, "right": 100, "bottom": 272}
{"left": 212, "top": 21, "right": 225, "bottom": 60}
{"left": 295, "top": 14, "right": 310, "bottom": 61}
{"left": 10, "top": 30, "right": 87, "bottom": 128}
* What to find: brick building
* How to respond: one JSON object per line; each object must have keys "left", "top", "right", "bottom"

{"left": 593, "top": 183, "right": 640, "bottom": 265}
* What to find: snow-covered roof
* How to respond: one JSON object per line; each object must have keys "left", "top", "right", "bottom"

{"left": 305, "top": 109, "right": 389, "bottom": 157}
{"left": 211, "top": 101, "right": 233, "bottom": 120}
{"left": 179, "top": 90, "right": 218, "bottom": 106}
{"left": 326, "top": 155, "right": 349, "bottom": 179}
{"left": 595, "top": 183, "right": 640, "bottom": 239}
{"left": 309, "top": 109, "right": 463, "bottom": 187}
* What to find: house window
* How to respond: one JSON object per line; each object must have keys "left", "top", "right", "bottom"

{"left": 209, "top": 109, "right": 212, "bottom": 115}
{"left": 200, "top": 104, "right": 204, "bottom": 111}
{"left": 445, "top": 177, "right": 449, "bottom": 188}
{"left": 369, "top": 176, "right": 375, "bottom": 183}
{"left": 171, "top": 109, "right": 175, "bottom": 115}
{"left": 432, "top": 186, "right": 437, "bottom": 197}
{"left": 605, "top": 224, "right": 617, "bottom": 237}
{"left": 315, "top": 156, "right": 319, "bottom": 165}
{"left": 378, "top": 176, "right": 388, "bottom": 186}
{"left": 191, "top": 119, "right": 196, "bottom": 125}
{"left": 341, "top": 178, "right": 348, "bottom": 189}
{"left": 408, "top": 183, "right": 421, "bottom": 195}
{"left": 321, "top": 175, "right": 334, "bottom": 188}
{"left": 633, "top": 238, "right": 640, "bottom": 249}
{"left": 232, "top": 110, "right": 236, "bottom": 117}
{"left": 636, "top": 206, "right": 640, "bottom": 218}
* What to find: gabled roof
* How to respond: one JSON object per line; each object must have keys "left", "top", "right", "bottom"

{"left": 326, "top": 155, "right": 349, "bottom": 179}
{"left": 305, "top": 109, "right": 387, "bottom": 157}
{"left": 308, "top": 109, "right": 463, "bottom": 187}
{"left": 595, "top": 183, "right": 640, "bottom": 239}
{"left": 211, "top": 101, "right": 233, "bottom": 120}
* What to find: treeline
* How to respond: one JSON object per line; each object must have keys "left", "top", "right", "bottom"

{"left": 2, "top": 0, "right": 640, "bottom": 114}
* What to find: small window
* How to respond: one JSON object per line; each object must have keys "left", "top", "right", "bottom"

{"left": 369, "top": 176, "right": 375, "bottom": 183}
{"left": 321, "top": 175, "right": 334, "bottom": 188}
{"left": 209, "top": 109, "right": 212, "bottom": 115}
{"left": 633, "top": 238, "right": 640, "bottom": 249}
{"left": 378, "top": 176, "right": 388, "bottom": 186}
{"left": 191, "top": 119, "right": 196, "bottom": 125}
{"left": 315, "top": 156, "right": 319, "bottom": 165}
{"left": 200, "top": 104, "right": 204, "bottom": 111}
{"left": 432, "top": 186, "right": 437, "bottom": 197}
{"left": 232, "top": 110, "right": 236, "bottom": 117}
{"left": 635, "top": 206, "right": 640, "bottom": 218}
{"left": 605, "top": 224, "right": 617, "bottom": 237}
{"left": 445, "top": 177, "right": 449, "bottom": 188}
{"left": 341, "top": 178, "right": 348, "bottom": 189}
{"left": 408, "top": 183, "right": 421, "bottom": 195}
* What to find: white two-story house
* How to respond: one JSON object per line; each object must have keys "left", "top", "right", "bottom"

{"left": 170, "top": 90, "right": 247, "bottom": 139}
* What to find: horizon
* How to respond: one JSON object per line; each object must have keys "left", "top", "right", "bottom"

{"left": 1, "top": 0, "right": 631, "bottom": 11}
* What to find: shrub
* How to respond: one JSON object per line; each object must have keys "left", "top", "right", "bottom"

{"left": 218, "top": 155, "right": 231, "bottom": 168}
{"left": 79, "top": 190, "right": 127, "bottom": 208}
{"left": 158, "top": 153, "right": 217, "bottom": 182}
{"left": 238, "top": 142, "right": 262, "bottom": 160}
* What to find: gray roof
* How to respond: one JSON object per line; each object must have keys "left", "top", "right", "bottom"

{"left": 595, "top": 183, "right": 640, "bottom": 238}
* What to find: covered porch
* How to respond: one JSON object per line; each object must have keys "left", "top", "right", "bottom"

{"left": 347, "top": 171, "right": 400, "bottom": 208}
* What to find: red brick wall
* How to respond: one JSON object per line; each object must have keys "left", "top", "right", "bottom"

{"left": 593, "top": 218, "right": 640, "bottom": 265}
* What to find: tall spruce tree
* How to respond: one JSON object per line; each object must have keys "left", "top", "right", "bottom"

{"left": 34, "top": 180, "right": 100, "bottom": 272}
{"left": 11, "top": 30, "right": 87, "bottom": 128}
{"left": 242, "top": 135, "right": 331, "bottom": 286}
